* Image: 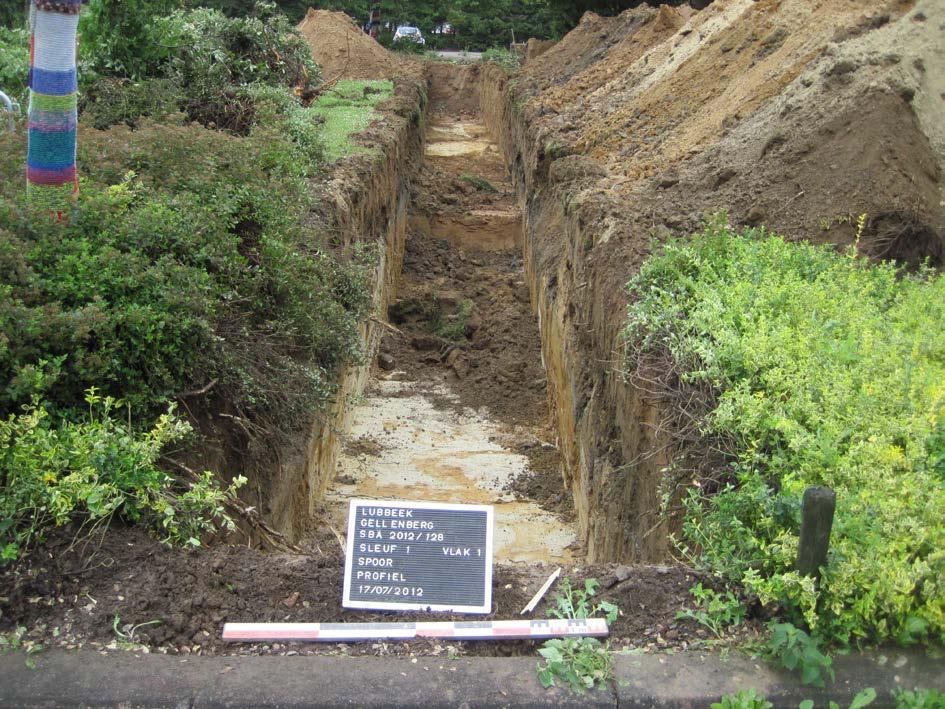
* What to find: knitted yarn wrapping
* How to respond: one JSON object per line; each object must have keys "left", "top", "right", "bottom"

{"left": 27, "top": 0, "right": 81, "bottom": 221}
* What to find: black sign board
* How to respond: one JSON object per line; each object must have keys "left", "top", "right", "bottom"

{"left": 342, "top": 499, "right": 494, "bottom": 614}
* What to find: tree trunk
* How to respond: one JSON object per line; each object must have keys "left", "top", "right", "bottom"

{"left": 27, "top": 0, "right": 81, "bottom": 222}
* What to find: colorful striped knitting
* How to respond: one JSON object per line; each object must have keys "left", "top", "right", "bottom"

{"left": 27, "top": 0, "right": 81, "bottom": 221}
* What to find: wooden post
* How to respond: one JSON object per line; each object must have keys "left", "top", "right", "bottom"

{"left": 796, "top": 486, "right": 836, "bottom": 581}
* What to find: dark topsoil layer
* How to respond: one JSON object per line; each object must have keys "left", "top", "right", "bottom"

{"left": 0, "top": 525, "right": 765, "bottom": 658}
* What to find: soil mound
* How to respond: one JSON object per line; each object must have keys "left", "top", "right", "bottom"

{"left": 298, "top": 9, "right": 402, "bottom": 80}
{"left": 517, "top": 0, "right": 944, "bottom": 266}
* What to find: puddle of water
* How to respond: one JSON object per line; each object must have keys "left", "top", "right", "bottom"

{"left": 329, "top": 379, "right": 577, "bottom": 564}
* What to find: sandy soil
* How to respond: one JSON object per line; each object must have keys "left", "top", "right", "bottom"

{"left": 298, "top": 9, "right": 410, "bottom": 80}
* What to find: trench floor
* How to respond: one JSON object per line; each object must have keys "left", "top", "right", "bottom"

{"left": 327, "top": 113, "right": 581, "bottom": 565}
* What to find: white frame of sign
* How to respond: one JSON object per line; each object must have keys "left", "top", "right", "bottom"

{"left": 342, "top": 498, "right": 495, "bottom": 613}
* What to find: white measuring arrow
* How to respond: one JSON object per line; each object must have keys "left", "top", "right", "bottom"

{"left": 520, "top": 566, "right": 561, "bottom": 615}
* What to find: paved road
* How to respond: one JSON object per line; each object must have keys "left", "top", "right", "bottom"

{"left": 431, "top": 50, "right": 483, "bottom": 61}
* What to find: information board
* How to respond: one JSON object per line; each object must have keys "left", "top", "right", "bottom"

{"left": 342, "top": 499, "right": 494, "bottom": 613}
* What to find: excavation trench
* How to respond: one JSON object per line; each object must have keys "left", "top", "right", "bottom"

{"left": 325, "top": 88, "right": 580, "bottom": 565}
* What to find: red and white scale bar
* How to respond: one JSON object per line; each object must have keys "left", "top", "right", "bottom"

{"left": 222, "top": 618, "right": 609, "bottom": 643}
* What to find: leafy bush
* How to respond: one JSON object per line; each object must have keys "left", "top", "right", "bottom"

{"left": 390, "top": 38, "right": 427, "bottom": 55}
{"left": 79, "top": 2, "right": 320, "bottom": 132}
{"left": 79, "top": 77, "right": 183, "bottom": 130}
{"left": 800, "top": 688, "right": 877, "bottom": 709}
{"left": 481, "top": 47, "right": 521, "bottom": 71}
{"left": 435, "top": 299, "right": 475, "bottom": 341}
{"left": 79, "top": 0, "right": 182, "bottom": 80}
{"left": 0, "top": 116, "right": 373, "bottom": 435}
{"left": 155, "top": 3, "right": 320, "bottom": 132}
{"left": 0, "top": 389, "right": 244, "bottom": 564}
{"left": 0, "top": 27, "right": 29, "bottom": 105}
{"left": 624, "top": 215, "right": 945, "bottom": 646}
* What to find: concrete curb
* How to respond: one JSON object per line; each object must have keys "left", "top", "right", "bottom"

{"left": 615, "top": 650, "right": 945, "bottom": 708}
{"left": 1, "top": 649, "right": 942, "bottom": 707}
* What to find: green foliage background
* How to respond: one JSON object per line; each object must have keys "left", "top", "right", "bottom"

{"left": 0, "top": 27, "right": 29, "bottom": 104}
{"left": 625, "top": 216, "right": 945, "bottom": 646}
{"left": 1, "top": 1, "right": 388, "bottom": 561}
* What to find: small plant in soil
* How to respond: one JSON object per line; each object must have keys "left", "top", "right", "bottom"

{"left": 893, "top": 687, "right": 945, "bottom": 709}
{"left": 0, "top": 626, "right": 43, "bottom": 669}
{"left": 676, "top": 582, "right": 746, "bottom": 639}
{"left": 536, "top": 578, "right": 620, "bottom": 693}
{"left": 800, "top": 687, "right": 877, "bottom": 709}
{"left": 112, "top": 614, "right": 162, "bottom": 649}
{"left": 459, "top": 174, "right": 498, "bottom": 192}
{"left": 434, "top": 299, "right": 475, "bottom": 342}
{"left": 766, "top": 622, "right": 834, "bottom": 688}
{"left": 712, "top": 688, "right": 773, "bottom": 709}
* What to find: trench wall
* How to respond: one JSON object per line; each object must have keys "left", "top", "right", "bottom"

{"left": 265, "top": 81, "right": 428, "bottom": 539}
{"left": 481, "top": 65, "right": 671, "bottom": 563}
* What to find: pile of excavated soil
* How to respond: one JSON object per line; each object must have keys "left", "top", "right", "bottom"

{"left": 517, "top": 0, "right": 944, "bottom": 266}
{"left": 298, "top": 9, "right": 404, "bottom": 80}
{"left": 491, "top": 0, "right": 944, "bottom": 563}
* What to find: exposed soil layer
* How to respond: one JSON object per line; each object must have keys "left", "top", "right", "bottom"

{"left": 383, "top": 231, "right": 545, "bottom": 426}
{"left": 325, "top": 74, "right": 580, "bottom": 565}
{"left": 1, "top": 526, "right": 763, "bottom": 657}
{"left": 481, "top": 0, "right": 945, "bottom": 563}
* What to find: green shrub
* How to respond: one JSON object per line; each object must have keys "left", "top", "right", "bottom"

{"left": 799, "top": 688, "right": 877, "bottom": 709}
{"left": 79, "top": 0, "right": 182, "bottom": 81}
{"left": 624, "top": 215, "right": 945, "bottom": 646}
{"left": 434, "top": 299, "right": 475, "bottom": 341}
{"left": 0, "top": 117, "right": 373, "bottom": 434}
{"left": 481, "top": 47, "right": 521, "bottom": 71}
{"left": 79, "top": 77, "right": 182, "bottom": 130}
{"left": 0, "top": 27, "right": 28, "bottom": 106}
{"left": 155, "top": 3, "right": 320, "bottom": 132}
{"left": 0, "top": 389, "right": 245, "bottom": 564}
{"left": 390, "top": 38, "right": 427, "bottom": 55}
{"left": 79, "top": 2, "right": 321, "bottom": 132}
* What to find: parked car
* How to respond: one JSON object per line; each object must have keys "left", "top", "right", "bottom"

{"left": 393, "top": 25, "right": 425, "bottom": 45}
{"left": 431, "top": 23, "right": 456, "bottom": 35}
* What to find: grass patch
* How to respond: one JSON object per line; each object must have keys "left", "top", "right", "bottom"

{"left": 310, "top": 80, "right": 394, "bottom": 161}
{"left": 459, "top": 174, "right": 498, "bottom": 192}
{"left": 624, "top": 214, "right": 945, "bottom": 646}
